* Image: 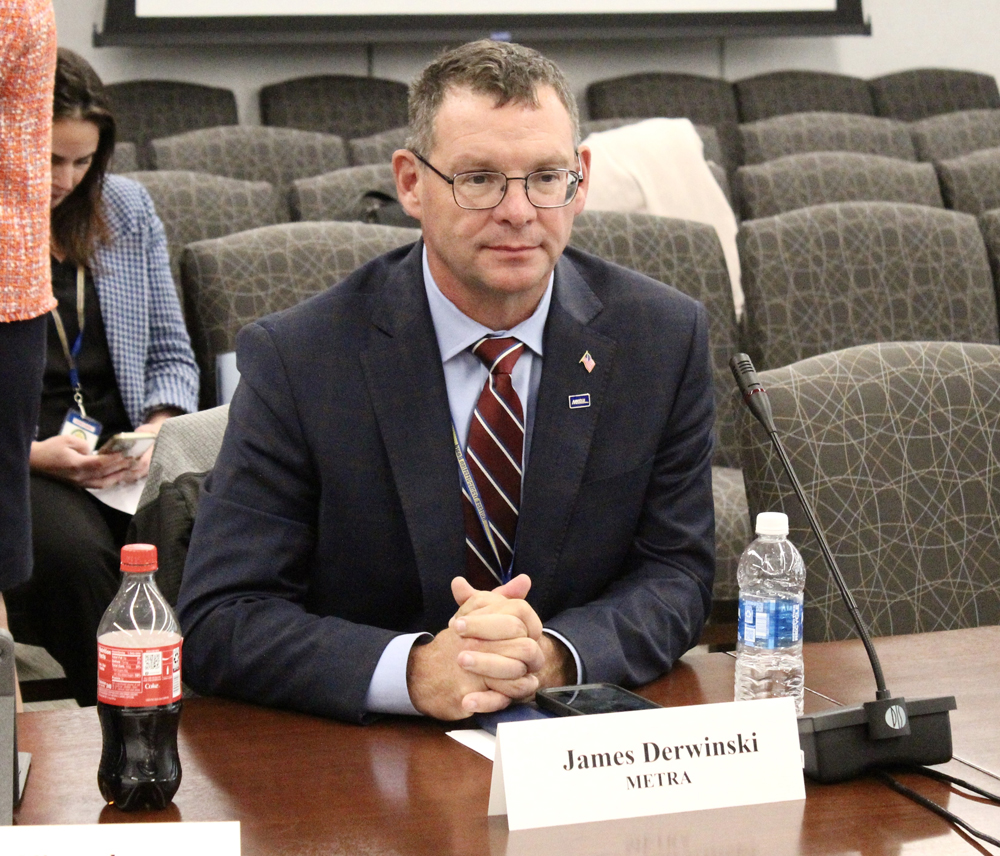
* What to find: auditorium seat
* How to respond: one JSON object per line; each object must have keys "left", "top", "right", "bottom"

{"left": 734, "top": 70, "right": 874, "bottom": 122}
{"left": 259, "top": 74, "right": 409, "bottom": 139}
{"left": 150, "top": 126, "right": 348, "bottom": 196}
{"left": 739, "top": 112, "right": 916, "bottom": 165}
{"left": 585, "top": 72, "right": 742, "bottom": 172}
{"left": 976, "top": 208, "right": 1000, "bottom": 316}
{"left": 935, "top": 148, "right": 1000, "bottom": 215}
{"left": 347, "top": 126, "right": 409, "bottom": 166}
{"left": 122, "top": 170, "right": 286, "bottom": 286}
{"left": 104, "top": 80, "right": 238, "bottom": 170}
{"left": 736, "top": 340, "right": 1000, "bottom": 640}
{"left": 290, "top": 164, "right": 399, "bottom": 222}
{"left": 180, "top": 221, "right": 419, "bottom": 407}
{"left": 869, "top": 68, "right": 1000, "bottom": 121}
{"left": 739, "top": 201, "right": 1000, "bottom": 371}
{"left": 108, "top": 141, "right": 138, "bottom": 173}
{"left": 909, "top": 108, "right": 1000, "bottom": 161}
{"left": 734, "top": 152, "right": 942, "bottom": 220}
{"left": 569, "top": 211, "right": 750, "bottom": 613}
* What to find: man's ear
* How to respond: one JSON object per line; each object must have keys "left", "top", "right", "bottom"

{"left": 572, "top": 144, "right": 592, "bottom": 214}
{"left": 393, "top": 149, "right": 423, "bottom": 221}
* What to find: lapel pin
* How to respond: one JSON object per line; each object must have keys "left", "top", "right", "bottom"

{"left": 569, "top": 393, "right": 591, "bottom": 409}
{"left": 580, "top": 351, "right": 596, "bottom": 373}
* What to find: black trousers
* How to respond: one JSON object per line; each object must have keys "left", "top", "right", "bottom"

{"left": 7, "top": 474, "right": 130, "bottom": 705}
{"left": 0, "top": 316, "right": 46, "bottom": 591}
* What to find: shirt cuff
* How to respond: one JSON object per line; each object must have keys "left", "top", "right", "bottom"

{"left": 542, "top": 627, "right": 583, "bottom": 685}
{"left": 365, "top": 632, "right": 432, "bottom": 715}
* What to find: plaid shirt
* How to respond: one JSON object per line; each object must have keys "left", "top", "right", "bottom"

{"left": 93, "top": 175, "right": 199, "bottom": 425}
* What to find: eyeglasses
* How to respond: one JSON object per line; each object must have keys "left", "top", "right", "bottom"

{"left": 411, "top": 151, "right": 582, "bottom": 210}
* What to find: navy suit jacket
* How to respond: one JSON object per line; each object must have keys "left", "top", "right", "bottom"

{"left": 177, "top": 241, "right": 716, "bottom": 723}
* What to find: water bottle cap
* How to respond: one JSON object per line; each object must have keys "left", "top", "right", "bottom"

{"left": 755, "top": 511, "right": 789, "bottom": 536}
{"left": 120, "top": 543, "right": 158, "bottom": 573}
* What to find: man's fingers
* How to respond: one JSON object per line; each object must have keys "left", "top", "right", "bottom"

{"left": 460, "top": 689, "right": 515, "bottom": 714}
{"left": 451, "top": 576, "right": 477, "bottom": 607}
{"left": 457, "top": 638, "right": 545, "bottom": 676}
{"left": 494, "top": 573, "right": 531, "bottom": 600}
{"left": 455, "top": 612, "right": 529, "bottom": 642}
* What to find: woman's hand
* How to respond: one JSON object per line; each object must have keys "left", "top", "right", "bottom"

{"left": 123, "top": 408, "right": 181, "bottom": 482}
{"left": 30, "top": 434, "right": 134, "bottom": 489}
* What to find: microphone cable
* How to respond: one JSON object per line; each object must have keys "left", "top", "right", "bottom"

{"left": 874, "top": 765, "right": 1000, "bottom": 849}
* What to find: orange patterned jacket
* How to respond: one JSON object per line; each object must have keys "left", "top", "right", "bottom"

{"left": 0, "top": 0, "right": 57, "bottom": 322}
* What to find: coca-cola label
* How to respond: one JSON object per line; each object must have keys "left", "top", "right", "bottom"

{"left": 97, "top": 632, "right": 182, "bottom": 706}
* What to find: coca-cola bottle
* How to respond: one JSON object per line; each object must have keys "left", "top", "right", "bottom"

{"left": 96, "top": 543, "right": 182, "bottom": 810}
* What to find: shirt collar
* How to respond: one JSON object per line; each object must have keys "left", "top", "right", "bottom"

{"left": 422, "top": 244, "right": 553, "bottom": 363}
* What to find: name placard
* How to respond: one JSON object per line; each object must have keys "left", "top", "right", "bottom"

{"left": 0, "top": 821, "right": 240, "bottom": 855}
{"left": 488, "top": 697, "right": 804, "bottom": 830}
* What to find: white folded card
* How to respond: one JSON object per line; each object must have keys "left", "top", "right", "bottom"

{"left": 489, "top": 697, "right": 804, "bottom": 830}
{"left": 0, "top": 821, "right": 240, "bottom": 855}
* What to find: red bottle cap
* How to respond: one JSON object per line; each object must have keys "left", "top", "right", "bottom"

{"left": 120, "top": 543, "right": 158, "bottom": 573}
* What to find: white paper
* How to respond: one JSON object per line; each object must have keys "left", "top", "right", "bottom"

{"left": 87, "top": 476, "right": 147, "bottom": 515}
{"left": 447, "top": 728, "right": 497, "bottom": 760}
{"left": 0, "top": 821, "right": 240, "bottom": 855}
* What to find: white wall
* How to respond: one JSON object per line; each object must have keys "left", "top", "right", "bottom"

{"left": 55, "top": 0, "right": 1000, "bottom": 124}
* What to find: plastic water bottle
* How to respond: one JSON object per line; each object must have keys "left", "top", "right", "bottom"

{"left": 97, "top": 544, "right": 182, "bottom": 811}
{"left": 734, "top": 512, "right": 806, "bottom": 715}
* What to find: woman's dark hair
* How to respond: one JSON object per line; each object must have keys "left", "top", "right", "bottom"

{"left": 51, "top": 48, "right": 116, "bottom": 267}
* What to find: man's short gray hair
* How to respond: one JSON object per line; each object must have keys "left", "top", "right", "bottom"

{"left": 406, "top": 39, "right": 580, "bottom": 156}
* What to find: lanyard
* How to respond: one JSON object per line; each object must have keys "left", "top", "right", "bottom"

{"left": 452, "top": 423, "right": 512, "bottom": 586}
{"left": 50, "top": 265, "right": 88, "bottom": 417}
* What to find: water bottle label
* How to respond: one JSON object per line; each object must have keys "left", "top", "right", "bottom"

{"left": 738, "top": 597, "right": 802, "bottom": 648}
{"left": 97, "top": 633, "right": 182, "bottom": 706}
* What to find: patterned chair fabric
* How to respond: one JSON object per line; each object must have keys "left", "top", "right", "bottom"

{"left": 734, "top": 152, "right": 943, "bottom": 220}
{"left": 935, "top": 147, "right": 1000, "bottom": 215}
{"left": 347, "top": 125, "right": 409, "bottom": 165}
{"left": 909, "top": 108, "right": 1000, "bottom": 162}
{"left": 290, "top": 163, "right": 398, "bottom": 222}
{"left": 569, "top": 210, "right": 750, "bottom": 601}
{"left": 104, "top": 80, "right": 237, "bottom": 170}
{"left": 122, "top": 170, "right": 286, "bottom": 286}
{"left": 585, "top": 72, "right": 742, "bottom": 173}
{"left": 869, "top": 68, "right": 1000, "bottom": 122}
{"left": 151, "top": 126, "right": 348, "bottom": 195}
{"left": 739, "top": 112, "right": 916, "bottom": 165}
{"left": 109, "top": 141, "right": 138, "bottom": 173}
{"left": 180, "top": 221, "right": 420, "bottom": 407}
{"left": 736, "top": 341, "right": 1000, "bottom": 641}
{"left": 260, "top": 75, "right": 409, "bottom": 139}
{"left": 734, "top": 70, "right": 875, "bottom": 123}
{"left": 976, "top": 208, "right": 1000, "bottom": 314}
{"left": 739, "top": 202, "right": 1000, "bottom": 372}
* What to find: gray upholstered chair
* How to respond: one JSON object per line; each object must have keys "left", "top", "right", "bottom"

{"left": 123, "top": 170, "right": 286, "bottom": 285}
{"left": 910, "top": 108, "right": 1000, "bottom": 162}
{"left": 569, "top": 211, "right": 750, "bottom": 617}
{"left": 290, "top": 163, "right": 398, "bottom": 222}
{"left": 869, "top": 69, "right": 1000, "bottom": 121}
{"left": 259, "top": 75, "right": 409, "bottom": 139}
{"left": 347, "top": 126, "right": 409, "bottom": 165}
{"left": 180, "top": 221, "right": 420, "bottom": 407}
{"left": 734, "top": 152, "right": 943, "bottom": 220}
{"left": 736, "top": 341, "right": 1000, "bottom": 641}
{"left": 739, "top": 112, "right": 915, "bottom": 165}
{"left": 734, "top": 70, "right": 874, "bottom": 123}
{"left": 739, "top": 201, "right": 1000, "bottom": 372}
{"left": 935, "top": 147, "right": 1000, "bottom": 215}
{"left": 977, "top": 208, "right": 1000, "bottom": 316}
{"left": 151, "top": 126, "right": 348, "bottom": 195}
{"left": 105, "top": 80, "right": 237, "bottom": 170}
{"left": 108, "top": 141, "right": 138, "bottom": 173}
{"left": 585, "top": 72, "right": 742, "bottom": 173}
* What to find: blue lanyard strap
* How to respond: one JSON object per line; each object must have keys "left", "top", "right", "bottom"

{"left": 50, "top": 265, "right": 88, "bottom": 416}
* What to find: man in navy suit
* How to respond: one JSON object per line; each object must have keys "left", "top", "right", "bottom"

{"left": 177, "top": 40, "right": 716, "bottom": 724}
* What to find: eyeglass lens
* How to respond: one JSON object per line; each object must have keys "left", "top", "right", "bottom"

{"left": 453, "top": 170, "right": 580, "bottom": 209}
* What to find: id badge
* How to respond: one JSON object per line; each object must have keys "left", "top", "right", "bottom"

{"left": 59, "top": 409, "right": 103, "bottom": 453}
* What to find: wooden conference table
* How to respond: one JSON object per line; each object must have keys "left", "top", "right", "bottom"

{"left": 15, "top": 626, "right": 1000, "bottom": 855}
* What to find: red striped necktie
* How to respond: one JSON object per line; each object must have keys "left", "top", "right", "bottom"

{"left": 463, "top": 336, "right": 525, "bottom": 589}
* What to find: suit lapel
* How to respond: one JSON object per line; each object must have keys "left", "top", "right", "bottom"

{"left": 359, "top": 244, "right": 465, "bottom": 628}
{"left": 517, "top": 257, "right": 617, "bottom": 617}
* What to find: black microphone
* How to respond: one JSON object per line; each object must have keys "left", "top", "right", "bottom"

{"left": 730, "top": 353, "right": 956, "bottom": 783}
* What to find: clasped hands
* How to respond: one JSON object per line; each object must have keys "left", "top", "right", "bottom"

{"left": 407, "top": 574, "right": 572, "bottom": 721}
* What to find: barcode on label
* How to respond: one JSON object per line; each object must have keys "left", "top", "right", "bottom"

{"left": 143, "top": 650, "right": 163, "bottom": 676}
{"left": 173, "top": 671, "right": 181, "bottom": 698}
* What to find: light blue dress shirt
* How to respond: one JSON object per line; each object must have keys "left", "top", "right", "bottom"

{"left": 364, "top": 248, "right": 581, "bottom": 715}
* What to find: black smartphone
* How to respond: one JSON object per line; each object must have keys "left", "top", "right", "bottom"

{"left": 535, "top": 683, "right": 662, "bottom": 717}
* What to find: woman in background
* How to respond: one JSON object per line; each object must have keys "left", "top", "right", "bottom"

{"left": 5, "top": 48, "right": 199, "bottom": 706}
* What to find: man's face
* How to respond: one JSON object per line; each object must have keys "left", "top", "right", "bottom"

{"left": 394, "top": 84, "right": 590, "bottom": 327}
